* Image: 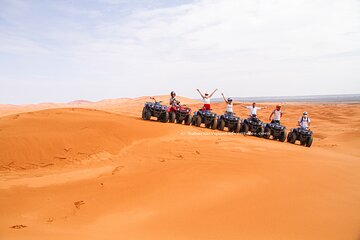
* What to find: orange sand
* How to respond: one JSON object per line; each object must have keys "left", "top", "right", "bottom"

{"left": 0, "top": 97, "right": 359, "bottom": 240}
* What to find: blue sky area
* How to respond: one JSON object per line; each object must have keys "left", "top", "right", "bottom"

{"left": 0, "top": 0, "right": 359, "bottom": 104}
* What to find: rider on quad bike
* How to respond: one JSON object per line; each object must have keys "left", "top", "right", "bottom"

{"left": 169, "top": 91, "right": 180, "bottom": 106}
{"left": 242, "top": 102, "right": 267, "bottom": 117}
{"left": 167, "top": 91, "right": 192, "bottom": 125}
{"left": 196, "top": 88, "right": 218, "bottom": 111}
{"left": 264, "top": 105, "right": 286, "bottom": 141}
{"left": 142, "top": 97, "right": 169, "bottom": 123}
{"left": 240, "top": 102, "right": 267, "bottom": 136}
{"left": 217, "top": 93, "right": 241, "bottom": 132}
{"left": 287, "top": 112, "right": 313, "bottom": 147}
{"left": 192, "top": 88, "right": 218, "bottom": 129}
{"left": 269, "top": 105, "right": 283, "bottom": 124}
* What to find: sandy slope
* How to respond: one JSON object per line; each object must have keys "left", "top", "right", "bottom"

{"left": 0, "top": 99, "right": 359, "bottom": 240}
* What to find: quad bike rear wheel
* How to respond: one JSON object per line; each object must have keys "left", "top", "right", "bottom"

{"left": 241, "top": 122, "right": 249, "bottom": 134}
{"left": 306, "top": 136, "right": 313, "bottom": 147}
{"left": 218, "top": 119, "right": 225, "bottom": 131}
{"left": 176, "top": 118, "right": 183, "bottom": 124}
{"left": 160, "top": 112, "right": 169, "bottom": 123}
{"left": 184, "top": 115, "right": 192, "bottom": 125}
{"left": 169, "top": 112, "right": 176, "bottom": 123}
{"left": 256, "top": 127, "right": 264, "bottom": 137}
{"left": 279, "top": 131, "right": 286, "bottom": 142}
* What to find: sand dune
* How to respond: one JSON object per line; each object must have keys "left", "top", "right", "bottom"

{"left": 0, "top": 99, "right": 359, "bottom": 240}
{"left": 0, "top": 95, "right": 200, "bottom": 118}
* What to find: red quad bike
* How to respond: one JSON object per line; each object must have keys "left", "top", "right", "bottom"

{"left": 167, "top": 104, "right": 193, "bottom": 125}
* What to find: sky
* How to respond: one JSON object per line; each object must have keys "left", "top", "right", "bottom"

{"left": 0, "top": 0, "right": 359, "bottom": 104}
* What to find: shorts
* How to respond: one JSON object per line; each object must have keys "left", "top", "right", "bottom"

{"left": 202, "top": 104, "right": 211, "bottom": 111}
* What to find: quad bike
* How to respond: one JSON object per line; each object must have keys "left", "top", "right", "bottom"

{"left": 168, "top": 103, "right": 192, "bottom": 125}
{"left": 192, "top": 109, "right": 218, "bottom": 129}
{"left": 217, "top": 112, "right": 241, "bottom": 133}
{"left": 263, "top": 121, "right": 287, "bottom": 142}
{"left": 287, "top": 127, "right": 313, "bottom": 147}
{"left": 240, "top": 114, "right": 264, "bottom": 136}
{"left": 141, "top": 97, "right": 169, "bottom": 123}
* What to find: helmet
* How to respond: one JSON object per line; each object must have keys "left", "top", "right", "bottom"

{"left": 303, "top": 111, "right": 308, "bottom": 115}
{"left": 205, "top": 91, "right": 209, "bottom": 96}
{"left": 227, "top": 97, "right": 232, "bottom": 102}
{"left": 171, "top": 91, "right": 176, "bottom": 97}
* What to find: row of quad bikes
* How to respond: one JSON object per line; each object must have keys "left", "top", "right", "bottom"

{"left": 142, "top": 98, "right": 313, "bottom": 147}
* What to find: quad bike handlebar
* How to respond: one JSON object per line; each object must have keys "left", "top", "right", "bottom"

{"left": 150, "top": 97, "right": 162, "bottom": 104}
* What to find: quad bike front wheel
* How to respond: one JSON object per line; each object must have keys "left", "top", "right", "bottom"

{"left": 306, "top": 137, "right": 313, "bottom": 147}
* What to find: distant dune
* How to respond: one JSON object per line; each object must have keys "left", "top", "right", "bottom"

{"left": 212, "top": 94, "right": 360, "bottom": 103}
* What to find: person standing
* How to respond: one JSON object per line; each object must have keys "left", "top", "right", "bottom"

{"left": 269, "top": 105, "right": 283, "bottom": 124}
{"left": 196, "top": 88, "right": 218, "bottom": 111}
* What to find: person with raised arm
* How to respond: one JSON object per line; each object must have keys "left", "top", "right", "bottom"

{"left": 242, "top": 102, "right": 267, "bottom": 117}
{"left": 221, "top": 93, "right": 242, "bottom": 114}
{"left": 196, "top": 88, "right": 218, "bottom": 111}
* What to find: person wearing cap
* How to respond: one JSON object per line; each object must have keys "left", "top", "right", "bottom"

{"left": 221, "top": 93, "right": 241, "bottom": 114}
{"left": 298, "top": 111, "right": 311, "bottom": 129}
{"left": 169, "top": 91, "right": 180, "bottom": 106}
{"left": 196, "top": 88, "right": 218, "bottom": 111}
{"left": 242, "top": 102, "right": 267, "bottom": 117}
{"left": 269, "top": 105, "right": 283, "bottom": 124}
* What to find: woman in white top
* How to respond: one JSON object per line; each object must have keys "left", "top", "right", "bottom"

{"left": 221, "top": 93, "right": 241, "bottom": 114}
{"left": 269, "top": 105, "right": 283, "bottom": 124}
{"left": 197, "top": 88, "right": 217, "bottom": 111}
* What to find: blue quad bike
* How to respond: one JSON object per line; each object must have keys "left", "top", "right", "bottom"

{"left": 263, "top": 121, "right": 287, "bottom": 142}
{"left": 217, "top": 112, "right": 241, "bottom": 133}
{"left": 142, "top": 97, "right": 169, "bottom": 123}
{"left": 192, "top": 109, "right": 218, "bottom": 129}
{"left": 287, "top": 127, "right": 313, "bottom": 147}
{"left": 240, "top": 114, "right": 264, "bottom": 137}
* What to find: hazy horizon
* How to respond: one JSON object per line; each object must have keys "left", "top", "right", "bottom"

{"left": 1, "top": 0, "right": 360, "bottom": 104}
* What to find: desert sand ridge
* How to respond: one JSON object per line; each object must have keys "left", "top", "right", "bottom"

{"left": 0, "top": 97, "right": 359, "bottom": 240}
